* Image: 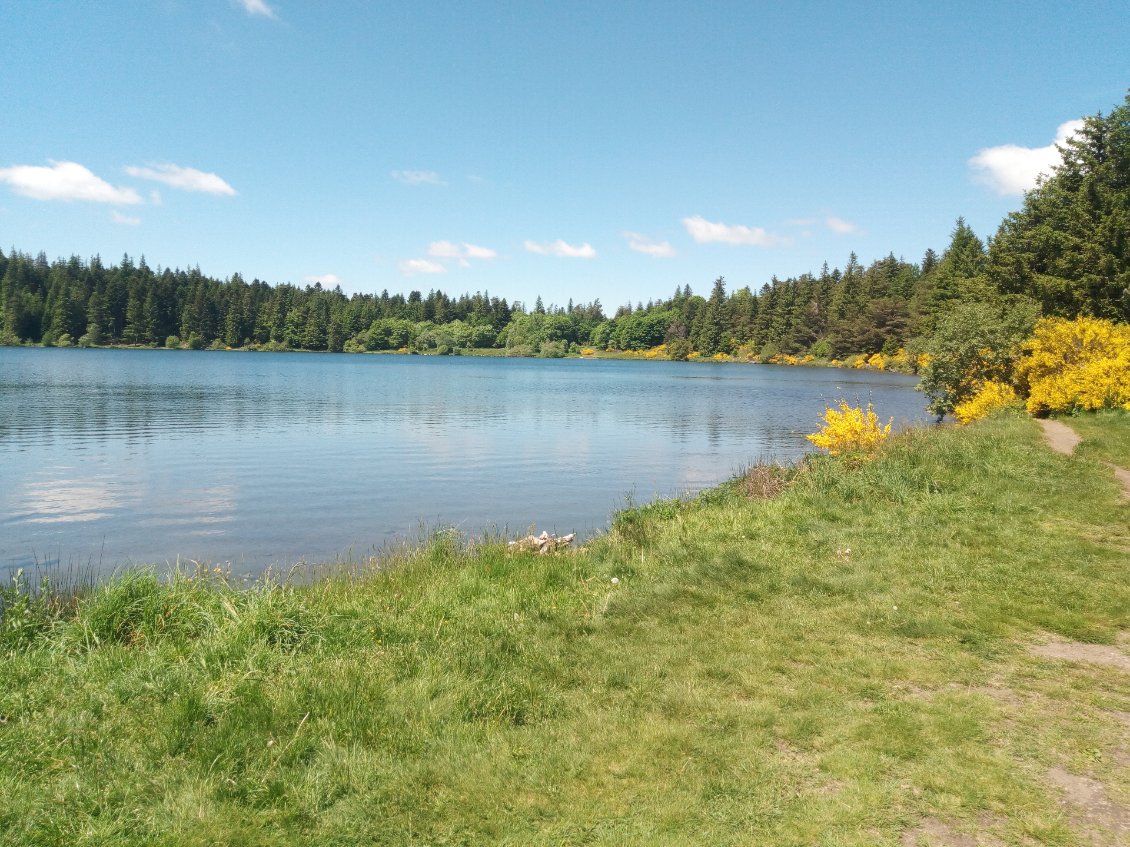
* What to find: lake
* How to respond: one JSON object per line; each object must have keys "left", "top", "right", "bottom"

{"left": 0, "top": 347, "right": 929, "bottom": 580}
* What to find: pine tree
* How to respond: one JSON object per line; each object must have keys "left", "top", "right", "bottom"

{"left": 988, "top": 92, "right": 1130, "bottom": 320}
{"left": 691, "top": 276, "right": 728, "bottom": 355}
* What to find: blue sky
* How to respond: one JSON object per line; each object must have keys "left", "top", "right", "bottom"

{"left": 1, "top": 1, "right": 1127, "bottom": 308}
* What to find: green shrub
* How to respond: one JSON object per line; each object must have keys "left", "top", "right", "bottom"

{"left": 667, "top": 338, "right": 691, "bottom": 361}
{"left": 920, "top": 297, "right": 1039, "bottom": 416}
{"left": 809, "top": 338, "right": 832, "bottom": 359}
{"left": 538, "top": 340, "right": 567, "bottom": 358}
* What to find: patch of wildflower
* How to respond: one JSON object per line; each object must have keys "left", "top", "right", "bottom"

{"left": 952, "top": 380, "right": 1021, "bottom": 425}
{"left": 867, "top": 352, "right": 886, "bottom": 370}
{"left": 806, "top": 402, "right": 893, "bottom": 456}
{"left": 888, "top": 348, "right": 911, "bottom": 371}
{"left": 1017, "top": 317, "right": 1130, "bottom": 415}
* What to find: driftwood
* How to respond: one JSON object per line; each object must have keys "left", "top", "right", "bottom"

{"left": 508, "top": 530, "right": 576, "bottom": 554}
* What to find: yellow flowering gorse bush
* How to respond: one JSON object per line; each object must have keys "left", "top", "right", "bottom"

{"left": 952, "top": 380, "right": 1021, "bottom": 425}
{"left": 806, "top": 402, "right": 893, "bottom": 456}
{"left": 1017, "top": 317, "right": 1130, "bottom": 415}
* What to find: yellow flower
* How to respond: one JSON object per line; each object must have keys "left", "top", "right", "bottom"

{"left": 953, "top": 380, "right": 1020, "bottom": 424}
{"left": 806, "top": 402, "right": 893, "bottom": 456}
{"left": 1017, "top": 317, "right": 1130, "bottom": 414}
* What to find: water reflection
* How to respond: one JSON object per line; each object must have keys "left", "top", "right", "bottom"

{"left": 19, "top": 477, "right": 121, "bottom": 524}
{"left": 0, "top": 348, "right": 930, "bottom": 577}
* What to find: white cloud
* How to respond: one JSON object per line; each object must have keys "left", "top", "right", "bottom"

{"left": 624, "top": 232, "right": 676, "bottom": 258}
{"left": 681, "top": 215, "right": 788, "bottom": 247}
{"left": 969, "top": 119, "right": 1085, "bottom": 196}
{"left": 124, "top": 163, "right": 236, "bottom": 196}
{"left": 427, "top": 240, "right": 463, "bottom": 259}
{"left": 462, "top": 243, "right": 497, "bottom": 260}
{"left": 825, "top": 216, "right": 859, "bottom": 235}
{"left": 398, "top": 258, "right": 446, "bottom": 276}
{"left": 111, "top": 210, "right": 141, "bottom": 225}
{"left": 304, "top": 274, "right": 341, "bottom": 286}
{"left": 0, "top": 161, "right": 142, "bottom": 204}
{"left": 426, "top": 240, "right": 498, "bottom": 265}
{"left": 524, "top": 239, "right": 597, "bottom": 258}
{"left": 392, "top": 170, "right": 445, "bottom": 186}
{"left": 236, "top": 0, "right": 276, "bottom": 18}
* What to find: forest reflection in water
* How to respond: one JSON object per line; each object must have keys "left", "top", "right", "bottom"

{"left": 1, "top": 347, "right": 929, "bottom": 579}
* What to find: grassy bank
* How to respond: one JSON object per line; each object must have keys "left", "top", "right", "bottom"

{"left": 1, "top": 413, "right": 1128, "bottom": 845}
{"left": 1067, "top": 409, "right": 1130, "bottom": 468}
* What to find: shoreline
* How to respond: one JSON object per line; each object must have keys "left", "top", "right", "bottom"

{"left": 2, "top": 339, "right": 921, "bottom": 375}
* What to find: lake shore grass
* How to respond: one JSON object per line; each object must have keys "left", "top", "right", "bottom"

{"left": 2, "top": 412, "right": 1128, "bottom": 845}
{"left": 1066, "top": 409, "right": 1130, "bottom": 468}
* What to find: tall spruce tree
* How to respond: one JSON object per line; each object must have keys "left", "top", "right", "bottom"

{"left": 988, "top": 91, "right": 1130, "bottom": 320}
{"left": 691, "top": 276, "right": 728, "bottom": 354}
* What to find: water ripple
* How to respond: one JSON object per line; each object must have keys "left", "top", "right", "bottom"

{"left": 0, "top": 348, "right": 929, "bottom": 578}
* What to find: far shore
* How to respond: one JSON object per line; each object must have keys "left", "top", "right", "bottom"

{"left": 2, "top": 340, "right": 921, "bottom": 375}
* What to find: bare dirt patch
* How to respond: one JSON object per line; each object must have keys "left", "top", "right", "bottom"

{"left": 1109, "top": 710, "right": 1130, "bottom": 730}
{"left": 1108, "top": 463, "right": 1130, "bottom": 502}
{"left": 1038, "top": 418, "right": 1130, "bottom": 500}
{"left": 1046, "top": 767, "right": 1130, "bottom": 843}
{"left": 1039, "top": 419, "right": 1083, "bottom": 455}
{"left": 966, "top": 683, "right": 1027, "bottom": 709}
{"left": 900, "top": 816, "right": 1005, "bottom": 846}
{"left": 1030, "top": 637, "right": 1130, "bottom": 674}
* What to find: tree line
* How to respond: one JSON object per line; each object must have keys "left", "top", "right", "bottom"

{"left": 3, "top": 93, "right": 1126, "bottom": 360}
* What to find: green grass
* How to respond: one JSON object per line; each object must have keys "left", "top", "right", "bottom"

{"left": 1, "top": 412, "right": 1128, "bottom": 845}
{"left": 1063, "top": 409, "right": 1130, "bottom": 468}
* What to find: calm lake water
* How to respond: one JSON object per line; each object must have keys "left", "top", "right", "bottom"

{"left": 1, "top": 347, "right": 929, "bottom": 579}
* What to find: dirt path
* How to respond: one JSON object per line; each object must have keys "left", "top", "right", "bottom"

{"left": 1039, "top": 418, "right": 1130, "bottom": 501}
{"left": 1037, "top": 418, "right": 1082, "bottom": 456}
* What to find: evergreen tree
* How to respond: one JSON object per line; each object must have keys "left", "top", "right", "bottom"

{"left": 85, "top": 292, "right": 107, "bottom": 345}
{"left": 988, "top": 91, "right": 1130, "bottom": 320}
{"left": 691, "top": 276, "right": 728, "bottom": 355}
